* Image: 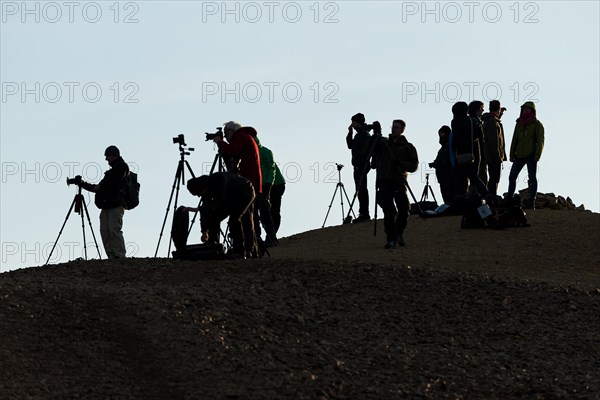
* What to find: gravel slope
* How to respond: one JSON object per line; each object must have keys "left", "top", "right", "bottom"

{"left": 1, "top": 210, "right": 599, "bottom": 399}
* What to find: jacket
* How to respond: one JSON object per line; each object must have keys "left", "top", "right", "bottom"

{"left": 482, "top": 112, "right": 507, "bottom": 163}
{"left": 431, "top": 135, "right": 453, "bottom": 184}
{"left": 451, "top": 115, "right": 484, "bottom": 162}
{"left": 252, "top": 136, "right": 276, "bottom": 186}
{"left": 197, "top": 172, "right": 255, "bottom": 232}
{"left": 94, "top": 157, "right": 129, "bottom": 209}
{"left": 373, "top": 135, "right": 419, "bottom": 186}
{"left": 217, "top": 127, "right": 262, "bottom": 193}
{"left": 273, "top": 163, "right": 285, "bottom": 186}
{"left": 509, "top": 118, "right": 545, "bottom": 161}
{"left": 346, "top": 125, "right": 372, "bottom": 168}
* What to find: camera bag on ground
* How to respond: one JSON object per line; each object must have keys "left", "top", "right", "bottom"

{"left": 410, "top": 201, "right": 438, "bottom": 215}
{"left": 457, "top": 197, "right": 488, "bottom": 229}
{"left": 122, "top": 170, "right": 140, "bottom": 210}
{"left": 171, "top": 206, "right": 225, "bottom": 260}
{"left": 485, "top": 197, "right": 530, "bottom": 229}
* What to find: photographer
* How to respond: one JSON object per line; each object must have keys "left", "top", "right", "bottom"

{"left": 213, "top": 121, "right": 262, "bottom": 195}
{"left": 371, "top": 120, "right": 419, "bottom": 249}
{"left": 346, "top": 113, "right": 372, "bottom": 223}
{"left": 77, "top": 145, "right": 129, "bottom": 259}
{"left": 185, "top": 172, "right": 256, "bottom": 259}
{"left": 429, "top": 125, "right": 455, "bottom": 204}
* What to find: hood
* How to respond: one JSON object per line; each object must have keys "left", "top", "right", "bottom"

{"left": 481, "top": 112, "right": 496, "bottom": 122}
{"left": 452, "top": 101, "right": 469, "bottom": 116}
{"left": 521, "top": 101, "right": 536, "bottom": 114}
{"left": 236, "top": 126, "right": 258, "bottom": 137}
{"left": 252, "top": 136, "right": 261, "bottom": 147}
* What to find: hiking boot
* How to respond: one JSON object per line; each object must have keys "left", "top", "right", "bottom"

{"left": 265, "top": 236, "right": 279, "bottom": 248}
{"left": 384, "top": 240, "right": 397, "bottom": 249}
{"left": 397, "top": 235, "right": 405, "bottom": 246}
{"left": 353, "top": 215, "right": 371, "bottom": 224}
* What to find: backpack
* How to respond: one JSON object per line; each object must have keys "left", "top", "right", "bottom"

{"left": 122, "top": 171, "right": 140, "bottom": 210}
{"left": 171, "top": 206, "right": 225, "bottom": 260}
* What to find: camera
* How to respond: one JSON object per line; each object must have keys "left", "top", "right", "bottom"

{"left": 205, "top": 127, "right": 223, "bottom": 141}
{"left": 173, "top": 134, "right": 187, "bottom": 146}
{"left": 368, "top": 121, "right": 382, "bottom": 135}
{"left": 66, "top": 175, "right": 82, "bottom": 186}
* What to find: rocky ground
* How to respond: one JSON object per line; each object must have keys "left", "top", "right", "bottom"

{"left": 1, "top": 210, "right": 599, "bottom": 399}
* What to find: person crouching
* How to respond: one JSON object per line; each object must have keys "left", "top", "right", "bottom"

{"left": 186, "top": 172, "right": 256, "bottom": 259}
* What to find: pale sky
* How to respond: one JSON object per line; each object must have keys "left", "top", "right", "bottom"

{"left": 1, "top": 1, "right": 599, "bottom": 271}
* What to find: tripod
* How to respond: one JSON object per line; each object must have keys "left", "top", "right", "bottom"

{"left": 155, "top": 140, "right": 196, "bottom": 257}
{"left": 420, "top": 173, "right": 438, "bottom": 203}
{"left": 322, "top": 163, "right": 355, "bottom": 227}
{"left": 45, "top": 185, "right": 102, "bottom": 265}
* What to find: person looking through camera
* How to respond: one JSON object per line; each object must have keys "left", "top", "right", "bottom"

{"left": 429, "top": 125, "right": 455, "bottom": 204}
{"left": 77, "top": 145, "right": 129, "bottom": 259}
{"left": 346, "top": 113, "right": 372, "bottom": 223}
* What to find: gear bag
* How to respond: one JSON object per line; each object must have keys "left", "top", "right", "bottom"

{"left": 171, "top": 206, "right": 225, "bottom": 260}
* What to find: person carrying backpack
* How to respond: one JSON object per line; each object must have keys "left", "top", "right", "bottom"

{"left": 78, "top": 145, "right": 129, "bottom": 259}
{"left": 371, "top": 120, "right": 419, "bottom": 249}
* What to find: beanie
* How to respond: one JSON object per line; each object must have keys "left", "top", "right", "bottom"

{"left": 104, "top": 145, "right": 120, "bottom": 157}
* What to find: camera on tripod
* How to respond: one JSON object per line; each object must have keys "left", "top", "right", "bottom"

{"left": 205, "top": 127, "right": 223, "bottom": 141}
{"left": 66, "top": 175, "right": 82, "bottom": 186}
{"left": 173, "top": 134, "right": 188, "bottom": 146}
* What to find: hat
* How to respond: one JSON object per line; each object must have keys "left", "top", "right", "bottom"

{"left": 351, "top": 113, "right": 366, "bottom": 125}
{"left": 104, "top": 145, "right": 120, "bottom": 157}
{"left": 521, "top": 101, "right": 536, "bottom": 113}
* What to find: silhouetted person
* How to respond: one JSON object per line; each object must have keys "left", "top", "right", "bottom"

{"left": 451, "top": 101, "right": 489, "bottom": 199}
{"left": 79, "top": 145, "right": 129, "bottom": 259}
{"left": 482, "top": 100, "right": 507, "bottom": 199}
{"left": 346, "top": 113, "right": 371, "bottom": 223}
{"left": 251, "top": 134, "right": 278, "bottom": 247}
{"left": 429, "top": 125, "right": 455, "bottom": 204}
{"left": 186, "top": 172, "right": 256, "bottom": 259}
{"left": 270, "top": 163, "right": 286, "bottom": 235}
{"left": 468, "top": 100, "right": 488, "bottom": 193}
{"left": 507, "top": 102, "right": 545, "bottom": 209}
{"left": 371, "top": 120, "right": 419, "bottom": 249}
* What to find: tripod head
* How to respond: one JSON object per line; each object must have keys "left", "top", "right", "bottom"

{"left": 336, "top": 163, "right": 344, "bottom": 171}
{"left": 173, "top": 134, "right": 194, "bottom": 158}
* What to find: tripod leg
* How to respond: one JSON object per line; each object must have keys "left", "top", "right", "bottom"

{"left": 338, "top": 183, "right": 345, "bottom": 221}
{"left": 405, "top": 179, "right": 424, "bottom": 216}
{"left": 340, "top": 184, "right": 356, "bottom": 219}
{"left": 373, "top": 187, "right": 378, "bottom": 236}
{"left": 155, "top": 161, "right": 183, "bottom": 257}
{"left": 80, "top": 200, "right": 88, "bottom": 260}
{"left": 45, "top": 197, "right": 77, "bottom": 265}
{"left": 428, "top": 185, "right": 438, "bottom": 204}
{"left": 82, "top": 199, "right": 103, "bottom": 259}
{"left": 420, "top": 186, "right": 428, "bottom": 202}
{"left": 322, "top": 184, "right": 341, "bottom": 228}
